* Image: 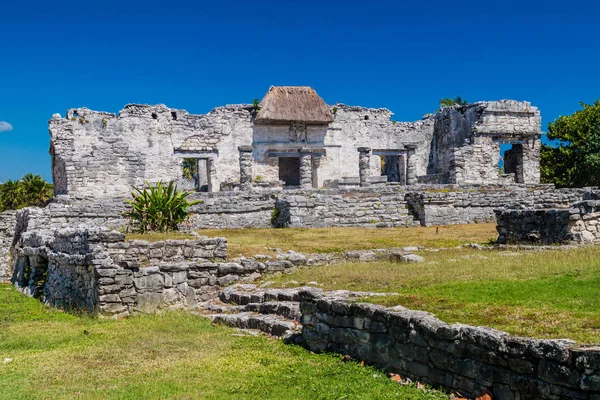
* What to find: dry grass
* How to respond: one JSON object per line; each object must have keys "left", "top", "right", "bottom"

{"left": 125, "top": 231, "right": 196, "bottom": 242}
{"left": 198, "top": 223, "right": 498, "bottom": 258}
{"left": 264, "top": 246, "right": 600, "bottom": 343}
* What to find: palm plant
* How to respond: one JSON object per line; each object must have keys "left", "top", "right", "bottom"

{"left": 123, "top": 181, "right": 202, "bottom": 233}
{"left": 0, "top": 179, "right": 23, "bottom": 211}
{"left": 439, "top": 96, "right": 468, "bottom": 108}
{"left": 20, "top": 173, "right": 54, "bottom": 206}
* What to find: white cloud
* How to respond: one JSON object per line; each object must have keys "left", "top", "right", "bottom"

{"left": 0, "top": 121, "right": 13, "bottom": 132}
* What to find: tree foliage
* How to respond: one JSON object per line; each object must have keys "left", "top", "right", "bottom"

{"left": 124, "top": 181, "right": 202, "bottom": 233}
{"left": 181, "top": 158, "right": 198, "bottom": 184}
{"left": 541, "top": 101, "right": 600, "bottom": 188}
{"left": 0, "top": 174, "right": 53, "bottom": 212}
{"left": 439, "top": 96, "right": 468, "bottom": 108}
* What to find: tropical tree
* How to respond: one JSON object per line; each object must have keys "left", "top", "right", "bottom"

{"left": 181, "top": 158, "right": 198, "bottom": 187}
{"left": 0, "top": 174, "right": 53, "bottom": 212}
{"left": 439, "top": 96, "right": 468, "bottom": 108}
{"left": 541, "top": 101, "right": 600, "bottom": 187}
{"left": 20, "top": 173, "right": 54, "bottom": 206}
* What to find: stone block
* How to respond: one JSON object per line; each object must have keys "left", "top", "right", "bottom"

{"left": 135, "top": 292, "right": 162, "bottom": 314}
{"left": 133, "top": 273, "right": 164, "bottom": 292}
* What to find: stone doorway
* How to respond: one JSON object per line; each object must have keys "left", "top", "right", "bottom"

{"left": 278, "top": 157, "right": 301, "bottom": 186}
{"left": 501, "top": 143, "right": 524, "bottom": 183}
{"left": 381, "top": 155, "right": 401, "bottom": 182}
{"left": 197, "top": 158, "right": 213, "bottom": 192}
{"left": 374, "top": 150, "right": 406, "bottom": 184}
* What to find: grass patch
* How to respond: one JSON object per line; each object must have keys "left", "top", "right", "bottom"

{"left": 125, "top": 231, "right": 196, "bottom": 242}
{"left": 0, "top": 285, "right": 446, "bottom": 399}
{"left": 198, "top": 224, "right": 497, "bottom": 257}
{"left": 264, "top": 246, "right": 600, "bottom": 344}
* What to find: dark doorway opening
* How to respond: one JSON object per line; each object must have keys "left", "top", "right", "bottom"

{"left": 381, "top": 155, "right": 401, "bottom": 182}
{"left": 500, "top": 143, "right": 524, "bottom": 183}
{"left": 279, "top": 157, "right": 300, "bottom": 186}
{"left": 197, "top": 159, "right": 212, "bottom": 192}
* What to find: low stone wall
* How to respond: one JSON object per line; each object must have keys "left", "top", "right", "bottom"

{"left": 406, "top": 187, "right": 585, "bottom": 227}
{"left": 187, "top": 191, "right": 275, "bottom": 229}
{"left": 274, "top": 185, "right": 583, "bottom": 229}
{"left": 11, "top": 226, "right": 304, "bottom": 316}
{"left": 0, "top": 210, "right": 17, "bottom": 282}
{"left": 299, "top": 290, "right": 600, "bottom": 399}
{"left": 273, "top": 189, "right": 419, "bottom": 228}
{"left": 496, "top": 200, "right": 600, "bottom": 245}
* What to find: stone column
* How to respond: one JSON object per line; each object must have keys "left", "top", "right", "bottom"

{"left": 238, "top": 146, "right": 253, "bottom": 190}
{"left": 358, "top": 147, "right": 372, "bottom": 187}
{"left": 299, "top": 147, "right": 313, "bottom": 189}
{"left": 404, "top": 144, "right": 418, "bottom": 185}
{"left": 398, "top": 153, "right": 407, "bottom": 185}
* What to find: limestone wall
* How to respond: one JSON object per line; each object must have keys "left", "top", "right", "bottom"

{"left": 49, "top": 104, "right": 254, "bottom": 197}
{"left": 11, "top": 226, "right": 303, "bottom": 316}
{"left": 299, "top": 290, "right": 600, "bottom": 399}
{"left": 496, "top": 200, "right": 600, "bottom": 245}
{"left": 187, "top": 191, "right": 275, "bottom": 229}
{"left": 0, "top": 210, "right": 17, "bottom": 282}
{"left": 281, "top": 185, "right": 582, "bottom": 229}
{"left": 431, "top": 101, "right": 541, "bottom": 185}
{"left": 272, "top": 189, "right": 419, "bottom": 228}
{"left": 319, "top": 105, "right": 435, "bottom": 185}
{"left": 49, "top": 96, "right": 544, "bottom": 196}
{"left": 406, "top": 187, "right": 584, "bottom": 227}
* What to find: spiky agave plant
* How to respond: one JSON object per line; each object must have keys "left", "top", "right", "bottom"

{"left": 124, "top": 181, "right": 202, "bottom": 233}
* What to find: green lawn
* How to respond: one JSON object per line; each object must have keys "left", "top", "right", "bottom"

{"left": 0, "top": 285, "right": 446, "bottom": 400}
{"left": 264, "top": 246, "right": 600, "bottom": 344}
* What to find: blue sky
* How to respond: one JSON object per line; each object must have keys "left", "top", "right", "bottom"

{"left": 1, "top": 0, "right": 599, "bottom": 181}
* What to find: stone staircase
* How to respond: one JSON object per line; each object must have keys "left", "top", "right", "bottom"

{"left": 200, "top": 284, "right": 395, "bottom": 342}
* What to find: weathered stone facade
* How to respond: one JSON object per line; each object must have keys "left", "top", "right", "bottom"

{"left": 428, "top": 101, "right": 541, "bottom": 185}
{"left": 49, "top": 87, "right": 542, "bottom": 197}
{"left": 0, "top": 210, "right": 17, "bottom": 281}
{"left": 11, "top": 224, "right": 290, "bottom": 316}
{"left": 496, "top": 197, "right": 600, "bottom": 245}
{"left": 299, "top": 289, "right": 600, "bottom": 399}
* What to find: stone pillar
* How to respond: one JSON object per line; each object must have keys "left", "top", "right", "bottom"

{"left": 299, "top": 147, "right": 313, "bottom": 189}
{"left": 358, "top": 147, "right": 372, "bottom": 187}
{"left": 404, "top": 144, "right": 418, "bottom": 185}
{"left": 238, "top": 146, "right": 253, "bottom": 190}
{"left": 398, "top": 153, "right": 407, "bottom": 185}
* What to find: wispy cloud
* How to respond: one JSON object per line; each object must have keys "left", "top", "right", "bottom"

{"left": 0, "top": 121, "right": 13, "bottom": 132}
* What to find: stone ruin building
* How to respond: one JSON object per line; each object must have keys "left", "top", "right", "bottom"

{"left": 2, "top": 85, "right": 600, "bottom": 399}
{"left": 49, "top": 85, "right": 542, "bottom": 196}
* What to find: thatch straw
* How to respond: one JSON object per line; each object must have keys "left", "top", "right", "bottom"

{"left": 255, "top": 86, "right": 334, "bottom": 125}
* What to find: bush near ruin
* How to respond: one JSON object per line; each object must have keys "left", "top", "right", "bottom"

{"left": 123, "top": 181, "right": 201, "bottom": 233}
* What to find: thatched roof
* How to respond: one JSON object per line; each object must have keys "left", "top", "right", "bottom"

{"left": 255, "top": 86, "right": 334, "bottom": 125}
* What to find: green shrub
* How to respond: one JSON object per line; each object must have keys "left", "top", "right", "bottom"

{"left": 124, "top": 181, "right": 202, "bottom": 233}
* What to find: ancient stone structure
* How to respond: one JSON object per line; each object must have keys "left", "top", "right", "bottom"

{"left": 298, "top": 289, "right": 600, "bottom": 399}
{"left": 49, "top": 86, "right": 542, "bottom": 197}
{"left": 496, "top": 190, "right": 600, "bottom": 245}
{"left": 0, "top": 185, "right": 588, "bottom": 282}
{"left": 0, "top": 210, "right": 17, "bottom": 281}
